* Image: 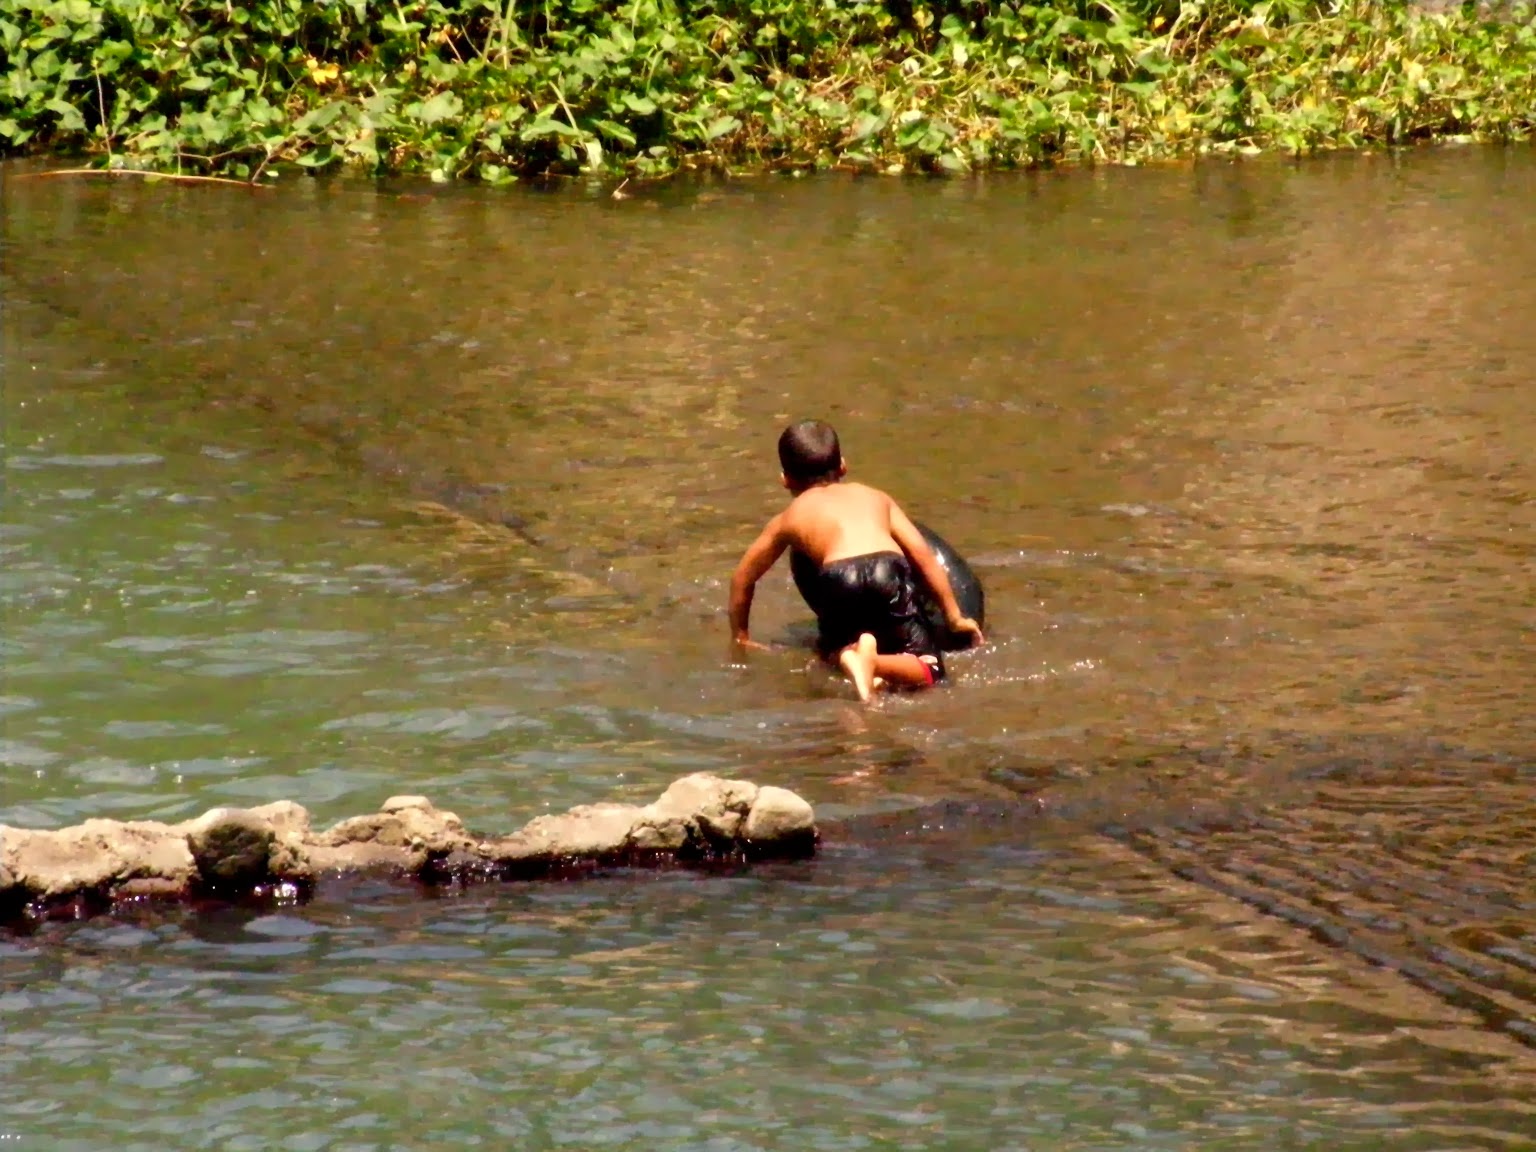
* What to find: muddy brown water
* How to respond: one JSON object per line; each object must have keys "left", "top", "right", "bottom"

{"left": 1, "top": 149, "right": 1533, "bottom": 1148}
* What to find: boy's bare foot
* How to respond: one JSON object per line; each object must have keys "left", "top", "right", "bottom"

{"left": 838, "top": 634, "right": 879, "bottom": 702}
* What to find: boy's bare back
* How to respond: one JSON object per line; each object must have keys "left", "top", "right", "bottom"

{"left": 728, "top": 420, "right": 982, "bottom": 677}
{"left": 778, "top": 482, "right": 902, "bottom": 567}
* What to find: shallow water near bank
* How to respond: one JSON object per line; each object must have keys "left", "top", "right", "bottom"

{"left": 2, "top": 149, "right": 1534, "bottom": 1147}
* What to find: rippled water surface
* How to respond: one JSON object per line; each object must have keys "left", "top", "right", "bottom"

{"left": 2, "top": 149, "right": 1534, "bottom": 1148}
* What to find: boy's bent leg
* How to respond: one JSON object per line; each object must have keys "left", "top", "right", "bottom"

{"left": 870, "top": 653, "right": 940, "bottom": 692}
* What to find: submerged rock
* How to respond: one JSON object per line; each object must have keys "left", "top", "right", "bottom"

{"left": 0, "top": 773, "right": 817, "bottom": 924}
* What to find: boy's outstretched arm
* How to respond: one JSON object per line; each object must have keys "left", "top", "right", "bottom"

{"left": 729, "top": 515, "right": 789, "bottom": 647}
{"left": 889, "top": 503, "right": 985, "bottom": 646}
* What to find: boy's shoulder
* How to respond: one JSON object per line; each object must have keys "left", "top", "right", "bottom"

{"left": 787, "top": 480, "right": 890, "bottom": 508}
{"left": 838, "top": 480, "right": 895, "bottom": 505}
{"left": 781, "top": 483, "right": 893, "bottom": 538}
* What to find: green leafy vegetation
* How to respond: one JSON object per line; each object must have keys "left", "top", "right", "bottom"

{"left": 2, "top": 0, "right": 1534, "bottom": 182}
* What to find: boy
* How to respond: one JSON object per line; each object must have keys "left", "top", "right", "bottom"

{"left": 729, "top": 420, "right": 984, "bottom": 702}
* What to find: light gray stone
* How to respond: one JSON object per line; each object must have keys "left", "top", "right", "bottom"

{"left": 247, "top": 800, "right": 312, "bottom": 841}
{"left": 2, "top": 819, "right": 196, "bottom": 899}
{"left": 743, "top": 786, "right": 817, "bottom": 850}
{"left": 517, "top": 803, "right": 641, "bottom": 859}
{"left": 643, "top": 773, "right": 759, "bottom": 847}
{"left": 0, "top": 775, "right": 818, "bottom": 923}
{"left": 381, "top": 795, "right": 432, "bottom": 814}
{"left": 624, "top": 810, "right": 693, "bottom": 852}
{"left": 321, "top": 799, "right": 472, "bottom": 857}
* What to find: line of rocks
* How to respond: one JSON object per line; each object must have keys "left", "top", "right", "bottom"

{"left": 0, "top": 773, "right": 816, "bottom": 925}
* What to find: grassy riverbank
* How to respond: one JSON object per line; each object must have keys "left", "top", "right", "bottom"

{"left": 3, "top": 1, "right": 1534, "bottom": 182}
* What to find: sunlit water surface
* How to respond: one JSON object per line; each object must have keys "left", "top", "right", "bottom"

{"left": 2, "top": 149, "right": 1533, "bottom": 1147}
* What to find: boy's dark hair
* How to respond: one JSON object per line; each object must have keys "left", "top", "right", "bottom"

{"left": 778, "top": 420, "right": 842, "bottom": 485}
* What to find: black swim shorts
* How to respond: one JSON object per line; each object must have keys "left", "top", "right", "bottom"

{"left": 810, "top": 551, "right": 945, "bottom": 683}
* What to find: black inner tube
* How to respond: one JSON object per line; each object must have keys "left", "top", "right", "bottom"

{"left": 788, "top": 522, "right": 985, "bottom": 653}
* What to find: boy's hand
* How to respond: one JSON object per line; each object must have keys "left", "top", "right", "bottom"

{"left": 947, "top": 616, "right": 985, "bottom": 647}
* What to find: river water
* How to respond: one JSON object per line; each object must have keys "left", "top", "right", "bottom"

{"left": 2, "top": 149, "right": 1533, "bottom": 1148}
